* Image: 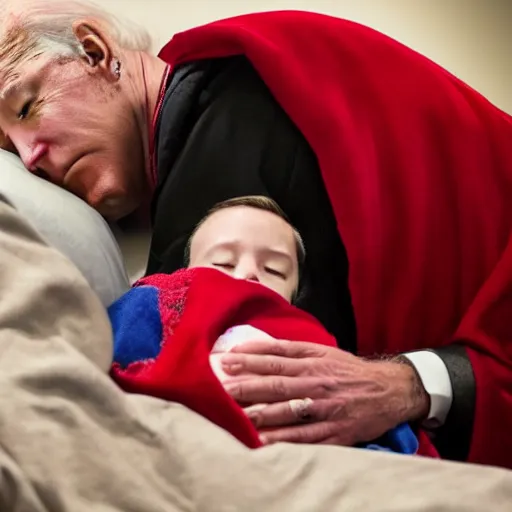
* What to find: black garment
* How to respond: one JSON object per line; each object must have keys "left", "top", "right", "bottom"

{"left": 147, "top": 56, "right": 357, "bottom": 353}
{"left": 146, "top": 56, "right": 475, "bottom": 461}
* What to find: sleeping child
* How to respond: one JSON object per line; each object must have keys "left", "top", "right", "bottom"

{"left": 109, "top": 196, "right": 430, "bottom": 455}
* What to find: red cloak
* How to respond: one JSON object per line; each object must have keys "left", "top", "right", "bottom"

{"left": 158, "top": 11, "right": 512, "bottom": 467}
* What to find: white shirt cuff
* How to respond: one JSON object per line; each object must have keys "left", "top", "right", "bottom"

{"left": 403, "top": 350, "right": 453, "bottom": 429}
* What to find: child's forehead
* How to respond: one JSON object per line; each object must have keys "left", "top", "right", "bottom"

{"left": 205, "top": 205, "right": 289, "bottom": 229}
{"left": 193, "top": 206, "right": 296, "bottom": 252}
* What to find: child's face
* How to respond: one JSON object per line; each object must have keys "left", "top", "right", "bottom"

{"left": 189, "top": 206, "right": 299, "bottom": 302}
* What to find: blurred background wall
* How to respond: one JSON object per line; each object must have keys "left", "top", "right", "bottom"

{"left": 101, "top": 0, "right": 511, "bottom": 113}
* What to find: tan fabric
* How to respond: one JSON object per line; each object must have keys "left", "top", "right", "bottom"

{"left": 0, "top": 195, "right": 510, "bottom": 512}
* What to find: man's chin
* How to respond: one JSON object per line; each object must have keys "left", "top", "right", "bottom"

{"left": 93, "top": 196, "right": 137, "bottom": 221}
{"left": 64, "top": 168, "right": 135, "bottom": 220}
{"left": 67, "top": 182, "right": 134, "bottom": 220}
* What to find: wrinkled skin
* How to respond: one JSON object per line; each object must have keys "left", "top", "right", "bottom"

{"left": 221, "top": 339, "right": 429, "bottom": 445}
{"left": 0, "top": 20, "right": 166, "bottom": 220}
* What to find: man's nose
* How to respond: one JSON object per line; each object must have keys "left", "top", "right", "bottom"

{"left": 9, "top": 132, "right": 47, "bottom": 171}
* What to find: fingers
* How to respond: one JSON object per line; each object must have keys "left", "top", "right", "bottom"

{"left": 245, "top": 401, "right": 304, "bottom": 429}
{"left": 245, "top": 398, "right": 345, "bottom": 430}
{"left": 259, "top": 421, "right": 346, "bottom": 446}
{"left": 230, "top": 339, "right": 327, "bottom": 359}
{"left": 224, "top": 375, "right": 332, "bottom": 404}
{"left": 221, "top": 353, "right": 307, "bottom": 377}
{"left": 244, "top": 398, "right": 330, "bottom": 428}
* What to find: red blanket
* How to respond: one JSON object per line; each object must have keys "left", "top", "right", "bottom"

{"left": 158, "top": 11, "right": 512, "bottom": 467}
{"left": 111, "top": 269, "right": 432, "bottom": 455}
{"left": 111, "top": 268, "right": 337, "bottom": 448}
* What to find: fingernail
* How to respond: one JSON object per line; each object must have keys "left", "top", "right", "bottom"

{"left": 224, "top": 382, "right": 235, "bottom": 392}
{"left": 221, "top": 353, "right": 238, "bottom": 363}
{"left": 246, "top": 412, "right": 261, "bottom": 428}
{"left": 259, "top": 434, "right": 269, "bottom": 445}
{"left": 244, "top": 404, "right": 266, "bottom": 428}
{"left": 222, "top": 363, "right": 243, "bottom": 374}
{"left": 244, "top": 403, "right": 267, "bottom": 414}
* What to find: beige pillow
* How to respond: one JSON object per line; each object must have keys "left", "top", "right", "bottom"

{"left": 0, "top": 150, "right": 129, "bottom": 306}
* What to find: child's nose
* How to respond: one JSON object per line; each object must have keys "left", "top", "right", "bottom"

{"left": 234, "top": 264, "right": 260, "bottom": 282}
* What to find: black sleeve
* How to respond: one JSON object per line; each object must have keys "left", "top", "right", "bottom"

{"left": 149, "top": 56, "right": 298, "bottom": 274}
{"left": 148, "top": 57, "right": 357, "bottom": 351}
{"left": 429, "top": 345, "right": 476, "bottom": 461}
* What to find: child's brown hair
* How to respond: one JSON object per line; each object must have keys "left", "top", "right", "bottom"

{"left": 184, "top": 195, "right": 306, "bottom": 302}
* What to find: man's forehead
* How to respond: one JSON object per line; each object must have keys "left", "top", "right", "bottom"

{"left": 0, "top": 72, "right": 20, "bottom": 100}
{"left": 0, "top": 22, "right": 35, "bottom": 62}
{"left": 0, "top": 24, "right": 39, "bottom": 91}
{"left": 0, "top": 53, "right": 53, "bottom": 101}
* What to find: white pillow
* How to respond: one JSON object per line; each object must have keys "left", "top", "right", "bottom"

{"left": 0, "top": 150, "right": 130, "bottom": 306}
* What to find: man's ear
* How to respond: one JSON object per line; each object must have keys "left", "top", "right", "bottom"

{"left": 72, "top": 20, "right": 115, "bottom": 76}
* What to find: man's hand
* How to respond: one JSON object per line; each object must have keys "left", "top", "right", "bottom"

{"left": 221, "top": 340, "right": 430, "bottom": 446}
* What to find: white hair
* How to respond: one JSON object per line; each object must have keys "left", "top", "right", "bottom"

{"left": 0, "top": 0, "right": 152, "bottom": 64}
